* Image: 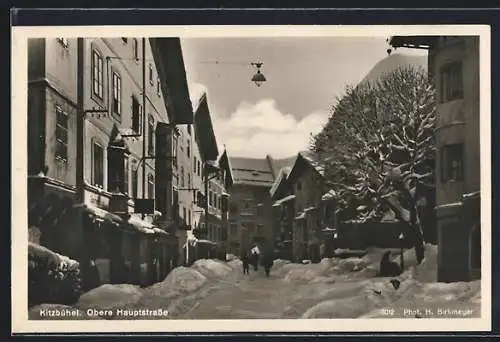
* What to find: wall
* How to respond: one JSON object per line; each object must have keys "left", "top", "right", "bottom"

{"left": 228, "top": 184, "right": 274, "bottom": 255}
{"left": 81, "top": 38, "right": 170, "bottom": 220}
{"left": 432, "top": 37, "right": 480, "bottom": 207}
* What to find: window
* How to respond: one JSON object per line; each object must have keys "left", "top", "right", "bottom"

{"left": 440, "top": 61, "right": 463, "bottom": 103}
{"left": 131, "top": 166, "right": 138, "bottom": 198}
{"left": 188, "top": 210, "right": 191, "bottom": 226}
{"left": 121, "top": 38, "right": 128, "bottom": 44}
{"left": 297, "top": 181, "right": 302, "bottom": 191}
{"left": 131, "top": 96, "right": 142, "bottom": 133}
{"left": 92, "top": 141, "right": 104, "bottom": 188}
{"left": 147, "top": 115, "right": 154, "bottom": 155}
{"left": 187, "top": 174, "right": 191, "bottom": 188}
{"left": 441, "top": 144, "right": 464, "bottom": 181}
{"left": 149, "top": 63, "right": 154, "bottom": 85}
{"left": 157, "top": 78, "right": 161, "bottom": 96}
{"left": 197, "top": 160, "right": 201, "bottom": 176}
{"left": 55, "top": 106, "right": 68, "bottom": 161}
{"left": 132, "top": 38, "right": 139, "bottom": 61}
{"left": 182, "top": 207, "right": 187, "bottom": 222}
{"left": 57, "top": 38, "right": 69, "bottom": 48}
{"left": 147, "top": 174, "right": 155, "bottom": 199}
{"left": 187, "top": 140, "right": 191, "bottom": 158}
{"left": 112, "top": 72, "right": 121, "bottom": 116}
{"left": 124, "top": 156, "right": 129, "bottom": 195}
{"left": 92, "top": 49, "right": 104, "bottom": 99}
{"left": 181, "top": 167, "right": 185, "bottom": 187}
{"left": 187, "top": 124, "right": 191, "bottom": 135}
{"left": 193, "top": 157, "right": 197, "bottom": 176}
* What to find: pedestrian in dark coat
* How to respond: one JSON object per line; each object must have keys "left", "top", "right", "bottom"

{"left": 242, "top": 252, "right": 250, "bottom": 275}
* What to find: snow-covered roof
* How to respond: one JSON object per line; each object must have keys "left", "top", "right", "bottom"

{"left": 84, "top": 203, "right": 123, "bottom": 224}
{"left": 269, "top": 166, "right": 292, "bottom": 197}
{"left": 188, "top": 83, "right": 208, "bottom": 113}
{"left": 272, "top": 194, "right": 296, "bottom": 207}
{"left": 321, "top": 189, "right": 337, "bottom": 201}
{"left": 295, "top": 212, "right": 306, "bottom": 220}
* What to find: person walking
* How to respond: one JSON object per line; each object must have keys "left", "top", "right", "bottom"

{"left": 242, "top": 252, "right": 250, "bottom": 275}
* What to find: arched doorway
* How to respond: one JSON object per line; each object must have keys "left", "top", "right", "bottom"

{"left": 469, "top": 224, "right": 481, "bottom": 279}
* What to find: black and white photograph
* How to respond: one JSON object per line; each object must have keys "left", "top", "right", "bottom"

{"left": 11, "top": 24, "right": 491, "bottom": 333}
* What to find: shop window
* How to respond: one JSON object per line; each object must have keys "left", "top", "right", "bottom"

{"left": 92, "top": 141, "right": 104, "bottom": 188}
{"left": 147, "top": 174, "right": 154, "bottom": 199}
{"left": 55, "top": 106, "right": 68, "bottom": 161}
{"left": 441, "top": 144, "right": 464, "bottom": 181}
{"left": 440, "top": 61, "right": 463, "bottom": 103}
{"left": 131, "top": 165, "right": 138, "bottom": 198}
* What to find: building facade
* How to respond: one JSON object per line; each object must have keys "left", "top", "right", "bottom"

{"left": 390, "top": 35, "right": 481, "bottom": 282}
{"left": 27, "top": 37, "right": 193, "bottom": 289}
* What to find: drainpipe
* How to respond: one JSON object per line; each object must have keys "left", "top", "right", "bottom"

{"left": 76, "top": 38, "right": 85, "bottom": 204}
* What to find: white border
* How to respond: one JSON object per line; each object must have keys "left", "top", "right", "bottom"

{"left": 11, "top": 24, "right": 492, "bottom": 333}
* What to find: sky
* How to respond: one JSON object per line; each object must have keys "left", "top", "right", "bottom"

{"left": 181, "top": 37, "right": 427, "bottom": 159}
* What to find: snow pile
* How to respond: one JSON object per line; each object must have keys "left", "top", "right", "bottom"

{"left": 226, "top": 253, "right": 239, "bottom": 261}
{"left": 76, "top": 284, "right": 143, "bottom": 312}
{"left": 136, "top": 267, "right": 208, "bottom": 311}
{"left": 300, "top": 244, "right": 480, "bottom": 319}
{"left": 191, "top": 259, "right": 234, "bottom": 279}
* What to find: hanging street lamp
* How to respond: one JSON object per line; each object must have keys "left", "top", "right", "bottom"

{"left": 250, "top": 62, "right": 266, "bottom": 87}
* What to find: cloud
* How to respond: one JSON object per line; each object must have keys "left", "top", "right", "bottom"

{"left": 213, "top": 99, "right": 328, "bottom": 159}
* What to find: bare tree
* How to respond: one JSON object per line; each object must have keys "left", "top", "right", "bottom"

{"left": 312, "top": 66, "right": 436, "bottom": 264}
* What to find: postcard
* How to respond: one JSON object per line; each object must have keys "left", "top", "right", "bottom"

{"left": 11, "top": 23, "right": 491, "bottom": 333}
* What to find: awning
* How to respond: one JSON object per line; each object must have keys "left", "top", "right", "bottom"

{"left": 321, "top": 189, "right": 337, "bottom": 201}
{"left": 295, "top": 212, "right": 305, "bottom": 220}
{"left": 272, "top": 194, "right": 296, "bottom": 207}
{"left": 83, "top": 203, "right": 123, "bottom": 225}
{"left": 127, "top": 215, "right": 157, "bottom": 234}
{"left": 195, "top": 239, "right": 218, "bottom": 246}
{"left": 304, "top": 206, "right": 316, "bottom": 213}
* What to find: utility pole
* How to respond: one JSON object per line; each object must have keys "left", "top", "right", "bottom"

{"left": 76, "top": 38, "right": 85, "bottom": 204}
{"left": 141, "top": 37, "right": 147, "bottom": 220}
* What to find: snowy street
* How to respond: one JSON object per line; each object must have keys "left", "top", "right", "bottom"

{"left": 29, "top": 245, "right": 481, "bottom": 320}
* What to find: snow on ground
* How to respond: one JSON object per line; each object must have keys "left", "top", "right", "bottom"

{"left": 64, "top": 258, "right": 240, "bottom": 319}
{"left": 76, "top": 284, "right": 143, "bottom": 312}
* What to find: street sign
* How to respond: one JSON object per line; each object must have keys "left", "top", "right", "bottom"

{"left": 134, "top": 198, "right": 155, "bottom": 214}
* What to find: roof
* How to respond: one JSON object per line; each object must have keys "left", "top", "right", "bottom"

{"left": 267, "top": 155, "right": 297, "bottom": 179}
{"left": 194, "top": 93, "right": 219, "bottom": 161}
{"left": 229, "top": 156, "right": 275, "bottom": 187}
{"left": 217, "top": 148, "right": 234, "bottom": 188}
{"left": 272, "top": 194, "right": 296, "bottom": 207}
{"left": 287, "top": 150, "right": 325, "bottom": 184}
{"left": 269, "top": 166, "right": 292, "bottom": 198}
{"left": 149, "top": 38, "right": 193, "bottom": 125}
{"left": 321, "top": 189, "right": 337, "bottom": 201}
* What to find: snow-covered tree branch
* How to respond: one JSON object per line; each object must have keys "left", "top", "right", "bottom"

{"left": 311, "top": 66, "right": 436, "bottom": 264}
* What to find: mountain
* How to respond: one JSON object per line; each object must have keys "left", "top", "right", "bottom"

{"left": 360, "top": 52, "right": 428, "bottom": 86}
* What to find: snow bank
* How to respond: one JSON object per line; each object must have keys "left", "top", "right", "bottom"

{"left": 191, "top": 259, "right": 234, "bottom": 279}
{"left": 76, "top": 284, "right": 143, "bottom": 312}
